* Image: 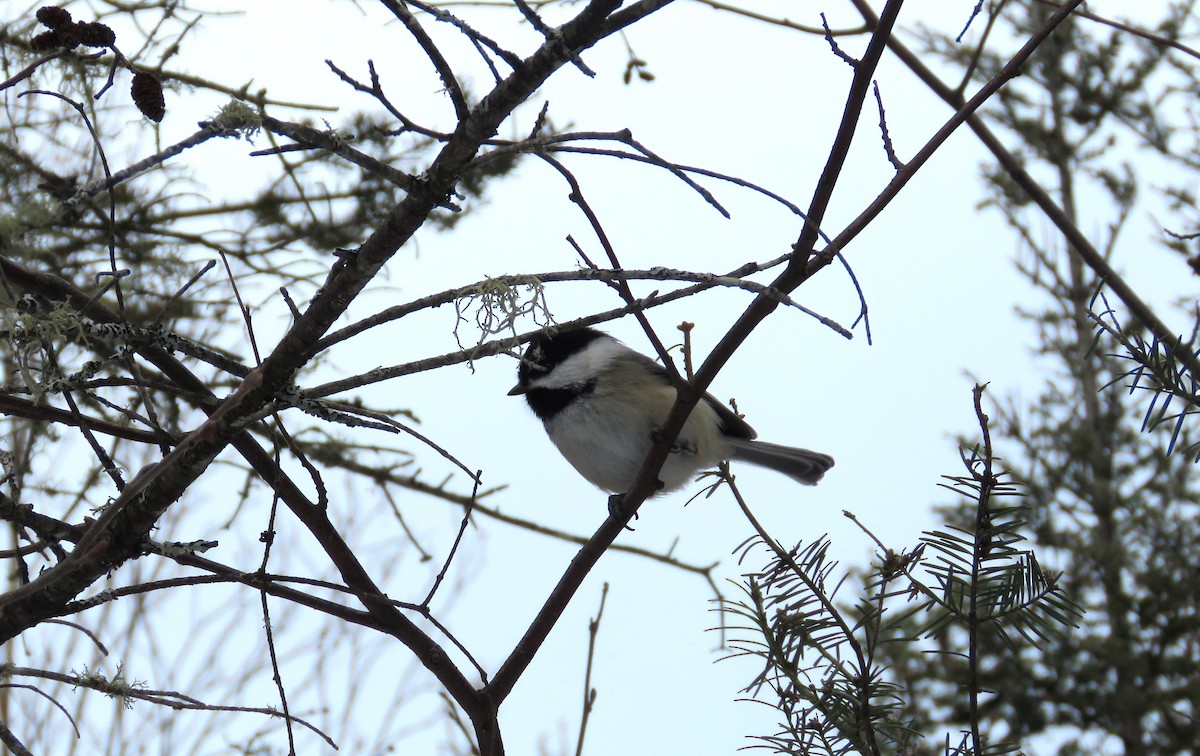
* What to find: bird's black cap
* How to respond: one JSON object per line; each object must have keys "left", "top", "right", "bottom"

{"left": 513, "top": 326, "right": 608, "bottom": 390}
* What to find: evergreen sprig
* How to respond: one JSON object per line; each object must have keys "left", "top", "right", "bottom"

{"left": 724, "top": 534, "right": 914, "bottom": 755}
{"left": 728, "top": 386, "right": 1081, "bottom": 755}
{"left": 1090, "top": 289, "right": 1200, "bottom": 459}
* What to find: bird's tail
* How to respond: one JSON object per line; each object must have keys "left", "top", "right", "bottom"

{"left": 728, "top": 439, "right": 834, "bottom": 485}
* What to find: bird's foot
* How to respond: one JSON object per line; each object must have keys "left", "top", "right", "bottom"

{"left": 607, "top": 493, "right": 638, "bottom": 531}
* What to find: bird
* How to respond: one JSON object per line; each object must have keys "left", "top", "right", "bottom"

{"left": 508, "top": 326, "right": 833, "bottom": 499}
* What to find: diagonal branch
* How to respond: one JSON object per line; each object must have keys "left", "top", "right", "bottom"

{"left": 848, "top": 0, "right": 1200, "bottom": 386}
{"left": 810, "top": 0, "right": 1087, "bottom": 272}
{"left": 0, "top": 395, "right": 166, "bottom": 445}
{"left": 490, "top": 0, "right": 907, "bottom": 709}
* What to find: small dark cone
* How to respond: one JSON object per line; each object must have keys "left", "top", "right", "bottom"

{"left": 35, "top": 6, "right": 72, "bottom": 30}
{"left": 131, "top": 72, "right": 166, "bottom": 123}
{"left": 77, "top": 22, "right": 116, "bottom": 48}
{"left": 30, "top": 30, "right": 61, "bottom": 52}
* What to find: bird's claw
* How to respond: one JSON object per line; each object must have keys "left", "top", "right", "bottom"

{"left": 607, "top": 493, "right": 638, "bottom": 530}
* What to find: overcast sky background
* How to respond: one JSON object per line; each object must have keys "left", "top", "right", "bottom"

{"left": 6, "top": 1, "right": 1194, "bottom": 753}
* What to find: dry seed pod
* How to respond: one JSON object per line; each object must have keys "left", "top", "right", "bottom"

{"left": 35, "top": 6, "right": 72, "bottom": 30}
{"left": 30, "top": 29, "right": 61, "bottom": 52}
{"left": 131, "top": 72, "right": 166, "bottom": 122}
{"left": 52, "top": 25, "right": 81, "bottom": 50}
{"left": 76, "top": 21, "right": 116, "bottom": 48}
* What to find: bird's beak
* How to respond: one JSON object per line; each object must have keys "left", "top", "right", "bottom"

{"left": 507, "top": 384, "right": 528, "bottom": 396}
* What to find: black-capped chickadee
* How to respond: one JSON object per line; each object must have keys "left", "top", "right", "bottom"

{"left": 508, "top": 326, "right": 834, "bottom": 496}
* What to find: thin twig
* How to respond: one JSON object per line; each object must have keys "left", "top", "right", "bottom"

{"left": 1034, "top": 0, "right": 1200, "bottom": 61}
{"left": 409, "top": 0, "right": 523, "bottom": 69}
{"left": 513, "top": 0, "right": 597, "bottom": 76}
{"left": 574, "top": 583, "right": 608, "bottom": 756}
{"left": 326, "top": 59, "right": 454, "bottom": 140}
{"left": 966, "top": 383, "right": 994, "bottom": 754}
{"left": 421, "top": 473, "right": 482, "bottom": 607}
{"left": 822, "top": 12, "right": 859, "bottom": 66}
{"left": 378, "top": 0, "right": 470, "bottom": 119}
{"left": 310, "top": 264, "right": 851, "bottom": 365}
{"left": 688, "top": 0, "right": 869, "bottom": 35}
{"left": 0, "top": 395, "right": 165, "bottom": 445}
{"left": 724, "top": 466, "right": 877, "bottom": 750}
{"left": 539, "top": 153, "right": 681, "bottom": 376}
{"left": 42, "top": 618, "right": 110, "bottom": 656}
{"left": 154, "top": 260, "right": 217, "bottom": 326}
{"left": 19, "top": 89, "right": 124, "bottom": 312}
{"left": 873, "top": 81, "right": 903, "bottom": 169}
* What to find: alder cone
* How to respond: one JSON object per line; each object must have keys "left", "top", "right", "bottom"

{"left": 30, "top": 30, "right": 61, "bottom": 52}
{"left": 77, "top": 22, "right": 116, "bottom": 48}
{"left": 35, "top": 5, "right": 72, "bottom": 29}
{"left": 131, "top": 72, "right": 165, "bottom": 123}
